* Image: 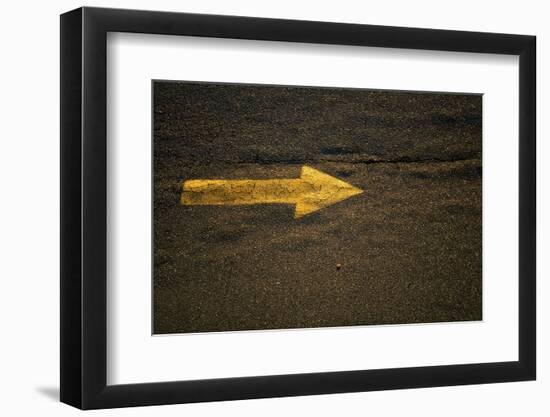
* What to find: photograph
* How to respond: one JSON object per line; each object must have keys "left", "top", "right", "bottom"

{"left": 153, "top": 81, "right": 483, "bottom": 334}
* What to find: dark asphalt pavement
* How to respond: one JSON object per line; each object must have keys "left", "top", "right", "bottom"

{"left": 153, "top": 81, "right": 482, "bottom": 334}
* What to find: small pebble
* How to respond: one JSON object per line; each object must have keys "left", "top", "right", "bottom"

{"left": 336, "top": 263, "right": 342, "bottom": 270}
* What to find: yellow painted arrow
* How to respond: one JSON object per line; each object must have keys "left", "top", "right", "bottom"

{"left": 181, "top": 166, "right": 363, "bottom": 218}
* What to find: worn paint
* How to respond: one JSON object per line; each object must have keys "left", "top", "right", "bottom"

{"left": 181, "top": 166, "right": 363, "bottom": 218}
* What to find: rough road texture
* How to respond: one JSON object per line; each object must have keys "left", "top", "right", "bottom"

{"left": 153, "top": 81, "right": 482, "bottom": 334}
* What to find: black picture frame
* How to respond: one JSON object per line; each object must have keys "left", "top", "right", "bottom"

{"left": 60, "top": 6, "right": 536, "bottom": 409}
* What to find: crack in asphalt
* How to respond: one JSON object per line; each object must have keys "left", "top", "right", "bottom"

{"left": 228, "top": 156, "right": 480, "bottom": 166}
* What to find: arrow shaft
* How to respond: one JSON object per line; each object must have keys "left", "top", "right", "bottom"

{"left": 182, "top": 178, "right": 314, "bottom": 206}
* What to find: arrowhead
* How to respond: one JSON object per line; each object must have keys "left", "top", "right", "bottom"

{"left": 294, "top": 166, "right": 363, "bottom": 218}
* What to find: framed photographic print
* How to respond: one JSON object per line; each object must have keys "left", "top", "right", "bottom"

{"left": 60, "top": 7, "right": 536, "bottom": 409}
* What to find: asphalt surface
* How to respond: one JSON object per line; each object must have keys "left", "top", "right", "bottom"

{"left": 153, "top": 81, "right": 482, "bottom": 334}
